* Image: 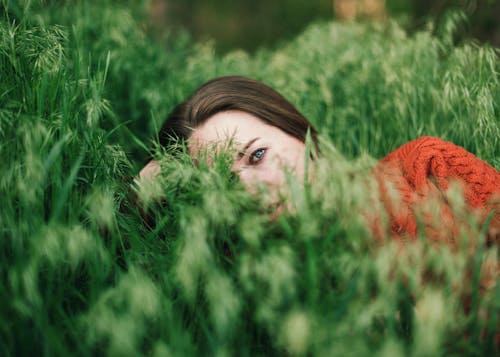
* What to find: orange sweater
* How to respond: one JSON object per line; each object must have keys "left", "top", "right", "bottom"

{"left": 373, "top": 136, "right": 499, "bottom": 244}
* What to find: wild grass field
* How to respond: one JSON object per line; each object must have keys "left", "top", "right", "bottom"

{"left": 1, "top": 1, "right": 499, "bottom": 356}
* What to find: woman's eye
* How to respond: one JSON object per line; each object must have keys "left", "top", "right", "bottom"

{"left": 248, "top": 148, "right": 266, "bottom": 165}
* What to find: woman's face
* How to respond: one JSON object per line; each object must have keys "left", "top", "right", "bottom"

{"left": 137, "top": 110, "right": 307, "bottom": 199}
{"left": 189, "top": 110, "right": 306, "bottom": 192}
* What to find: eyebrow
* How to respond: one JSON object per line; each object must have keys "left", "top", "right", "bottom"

{"left": 237, "top": 137, "right": 260, "bottom": 159}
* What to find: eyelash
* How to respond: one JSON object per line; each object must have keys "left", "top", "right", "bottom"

{"left": 248, "top": 148, "right": 266, "bottom": 165}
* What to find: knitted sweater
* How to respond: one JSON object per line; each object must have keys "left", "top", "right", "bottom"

{"left": 372, "top": 136, "right": 499, "bottom": 244}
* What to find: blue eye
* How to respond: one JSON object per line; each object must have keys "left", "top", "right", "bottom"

{"left": 249, "top": 148, "right": 266, "bottom": 165}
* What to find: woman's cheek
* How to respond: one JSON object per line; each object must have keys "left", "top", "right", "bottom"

{"left": 237, "top": 163, "right": 283, "bottom": 189}
{"left": 258, "top": 161, "right": 287, "bottom": 188}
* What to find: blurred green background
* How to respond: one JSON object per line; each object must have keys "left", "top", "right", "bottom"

{"left": 150, "top": 0, "right": 500, "bottom": 52}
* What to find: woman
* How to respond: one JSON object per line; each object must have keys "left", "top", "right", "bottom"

{"left": 138, "top": 76, "right": 499, "bottom": 243}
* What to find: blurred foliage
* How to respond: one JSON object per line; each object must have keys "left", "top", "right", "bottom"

{"left": 151, "top": 0, "right": 333, "bottom": 52}
{"left": 389, "top": 0, "right": 500, "bottom": 46}
{"left": 0, "top": 0, "right": 499, "bottom": 356}
{"left": 152, "top": 0, "right": 500, "bottom": 52}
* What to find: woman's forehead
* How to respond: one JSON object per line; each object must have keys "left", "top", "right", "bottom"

{"left": 188, "top": 110, "right": 279, "bottom": 150}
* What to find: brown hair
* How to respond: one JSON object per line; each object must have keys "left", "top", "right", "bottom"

{"left": 158, "top": 76, "right": 318, "bottom": 151}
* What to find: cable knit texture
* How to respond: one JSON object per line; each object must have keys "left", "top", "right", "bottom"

{"left": 373, "top": 136, "right": 500, "bottom": 244}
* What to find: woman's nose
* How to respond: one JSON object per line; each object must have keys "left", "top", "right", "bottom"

{"left": 229, "top": 170, "right": 239, "bottom": 183}
{"left": 231, "top": 167, "right": 256, "bottom": 187}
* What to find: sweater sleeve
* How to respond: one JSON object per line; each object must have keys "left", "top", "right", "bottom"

{"left": 373, "top": 136, "right": 500, "bottom": 244}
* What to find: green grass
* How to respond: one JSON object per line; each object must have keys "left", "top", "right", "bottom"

{"left": 1, "top": 1, "right": 499, "bottom": 356}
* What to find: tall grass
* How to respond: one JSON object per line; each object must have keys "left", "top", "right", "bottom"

{"left": 1, "top": 1, "right": 498, "bottom": 356}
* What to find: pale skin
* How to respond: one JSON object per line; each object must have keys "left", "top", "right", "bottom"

{"left": 137, "top": 110, "right": 307, "bottom": 194}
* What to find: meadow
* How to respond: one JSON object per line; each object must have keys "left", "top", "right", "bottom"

{"left": 1, "top": 1, "right": 499, "bottom": 356}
